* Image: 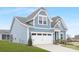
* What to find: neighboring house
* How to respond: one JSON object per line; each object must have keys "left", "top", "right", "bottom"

{"left": 71, "top": 35, "right": 79, "bottom": 42}
{"left": 10, "top": 7, "right": 67, "bottom": 44}
{"left": 0, "top": 30, "right": 10, "bottom": 40}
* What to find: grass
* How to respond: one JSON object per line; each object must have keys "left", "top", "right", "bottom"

{"left": 0, "top": 40, "right": 48, "bottom": 52}
{"left": 62, "top": 42, "right": 79, "bottom": 51}
{"left": 62, "top": 44, "right": 79, "bottom": 51}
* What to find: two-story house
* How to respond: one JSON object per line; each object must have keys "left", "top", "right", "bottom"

{"left": 10, "top": 7, "right": 67, "bottom": 45}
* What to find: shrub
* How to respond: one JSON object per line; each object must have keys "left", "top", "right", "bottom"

{"left": 59, "top": 39, "right": 62, "bottom": 44}
{"left": 54, "top": 40, "right": 59, "bottom": 44}
{"left": 59, "top": 39, "right": 67, "bottom": 45}
{"left": 28, "top": 36, "right": 32, "bottom": 46}
{"left": 62, "top": 40, "right": 67, "bottom": 45}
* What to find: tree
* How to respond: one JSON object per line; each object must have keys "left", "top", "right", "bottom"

{"left": 28, "top": 36, "right": 32, "bottom": 46}
{"left": 67, "top": 35, "right": 72, "bottom": 42}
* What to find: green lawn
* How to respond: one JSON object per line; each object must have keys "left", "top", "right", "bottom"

{"left": 0, "top": 40, "right": 48, "bottom": 52}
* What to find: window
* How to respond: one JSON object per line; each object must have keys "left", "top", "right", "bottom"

{"left": 39, "top": 16, "right": 42, "bottom": 24}
{"left": 43, "top": 34, "right": 47, "bottom": 36}
{"left": 43, "top": 17, "right": 47, "bottom": 24}
{"left": 32, "top": 33, "right": 36, "bottom": 35}
{"left": 48, "top": 34, "right": 51, "bottom": 36}
{"left": 38, "top": 15, "right": 47, "bottom": 25}
{"left": 7, "top": 35, "right": 10, "bottom": 39}
{"left": 2, "top": 34, "right": 6, "bottom": 39}
{"left": 44, "top": 21, "right": 46, "bottom": 24}
{"left": 37, "top": 33, "right": 42, "bottom": 35}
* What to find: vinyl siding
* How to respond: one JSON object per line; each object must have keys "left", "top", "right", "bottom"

{"left": 55, "top": 22, "right": 65, "bottom": 31}
{"left": 29, "top": 27, "right": 54, "bottom": 36}
{"left": 39, "top": 11, "right": 47, "bottom": 15}
{"left": 11, "top": 18, "right": 28, "bottom": 44}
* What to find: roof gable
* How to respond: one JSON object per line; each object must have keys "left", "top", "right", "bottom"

{"left": 51, "top": 16, "right": 67, "bottom": 30}
{"left": 25, "top": 7, "right": 46, "bottom": 22}
{"left": 16, "top": 16, "right": 27, "bottom": 23}
{"left": 0, "top": 30, "right": 10, "bottom": 34}
{"left": 39, "top": 10, "right": 47, "bottom": 16}
{"left": 15, "top": 7, "right": 46, "bottom": 23}
{"left": 55, "top": 21, "right": 66, "bottom": 31}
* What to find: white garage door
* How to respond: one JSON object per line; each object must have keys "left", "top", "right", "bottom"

{"left": 31, "top": 32, "right": 53, "bottom": 45}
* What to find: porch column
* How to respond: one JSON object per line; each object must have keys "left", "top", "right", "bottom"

{"left": 59, "top": 31, "right": 61, "bottom": 39}
{"left": 64, "top": 31, "right": 66, "bottom": 40}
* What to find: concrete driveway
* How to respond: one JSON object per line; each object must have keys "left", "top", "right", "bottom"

{"left": 34, "top": 44, "right": 77, "bottom": 52}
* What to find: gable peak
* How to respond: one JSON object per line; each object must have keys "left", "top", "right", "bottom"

{"left": 38, "top": 7, "right": 46, "bottom": 10}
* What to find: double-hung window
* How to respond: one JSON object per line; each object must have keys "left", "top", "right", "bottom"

{"left": 38, "top": 15, "right": 47, "bottom": 25}
{"left": 43, "top": 17, "right": 47, "bottom": 24}
{"left": 39, "top": 16, "right": 42, "bottom": 24}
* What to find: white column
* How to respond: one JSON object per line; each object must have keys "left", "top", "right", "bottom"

{"left": 59, "top": 31, "right": 61, "bottom": 39}
{"left": 27, "top": 27, "right": 29, "bottom": 43}
{"left": 64, "top": 31, "right": 66, "bottom": 40}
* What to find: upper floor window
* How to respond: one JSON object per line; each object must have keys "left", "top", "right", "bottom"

{"left": 39, "top": 16, "right": 42, "bottom": 24}
{"left": 38, "top": 15, "right": 47, "bottom": 25}
{"left": 43, "top": 17, "right": 47, "bottom": 24}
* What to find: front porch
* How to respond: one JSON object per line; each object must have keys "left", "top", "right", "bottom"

{"left": 53, "top": 30, "right": 66, "bottom": 44}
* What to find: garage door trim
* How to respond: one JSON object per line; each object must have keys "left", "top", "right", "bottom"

{"left": 31, "top": 32, "right": 53, "bottom": 45}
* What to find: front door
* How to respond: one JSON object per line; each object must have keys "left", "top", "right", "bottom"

{"left": 55, "top": 32, "right": 59, "bottom": 40}
{"left": 54, "top": 32, "right": 59, "bottom": 43}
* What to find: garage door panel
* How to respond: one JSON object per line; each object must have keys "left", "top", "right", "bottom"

{"left": 31, "top": 32, "right": 53, "bottom": 44}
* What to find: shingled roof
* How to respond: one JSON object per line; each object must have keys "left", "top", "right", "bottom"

{"left": 25, "top": 7, "right": 46, "bottom": 22}
{"left": 51, "top": 16, "right": 67, "bottom": 30}
{"left": 0, "top": 30, "right": 10, "bottom": 34}
{"left": 16, "top": 16, "right": 27, "bottom": 23}
{"left": 51, "top": 16, "right": 61, "bottom": 27}
{"left": 16, "top": 7, "right": 46, "bottom": 24}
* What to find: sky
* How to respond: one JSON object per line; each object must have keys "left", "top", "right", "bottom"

{"left": 0, "top": 7, "right": 79, "bottom": 37}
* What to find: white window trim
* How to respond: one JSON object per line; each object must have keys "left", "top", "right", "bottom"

{"left": 38, "top": 15, "right": 48, "bottom": 25}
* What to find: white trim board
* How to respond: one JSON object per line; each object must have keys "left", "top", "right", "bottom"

{"left": 31, "top": 32, "right": 53, "bottom": 34}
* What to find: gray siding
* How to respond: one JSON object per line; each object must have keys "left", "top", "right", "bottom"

{"left": 26, "top": 20, "right": 33, "bottom": 26}
{"left": 11, "top": 18, "right": 28, "bottom": 44}
{"left": 39, "top": 11, "right": 47, "bottom": 15}
{"left": 29, "top": 27, "right": 54, "bottom": 36}
{"left": 55, "top": 22, "right": 65, "bottom": 31}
